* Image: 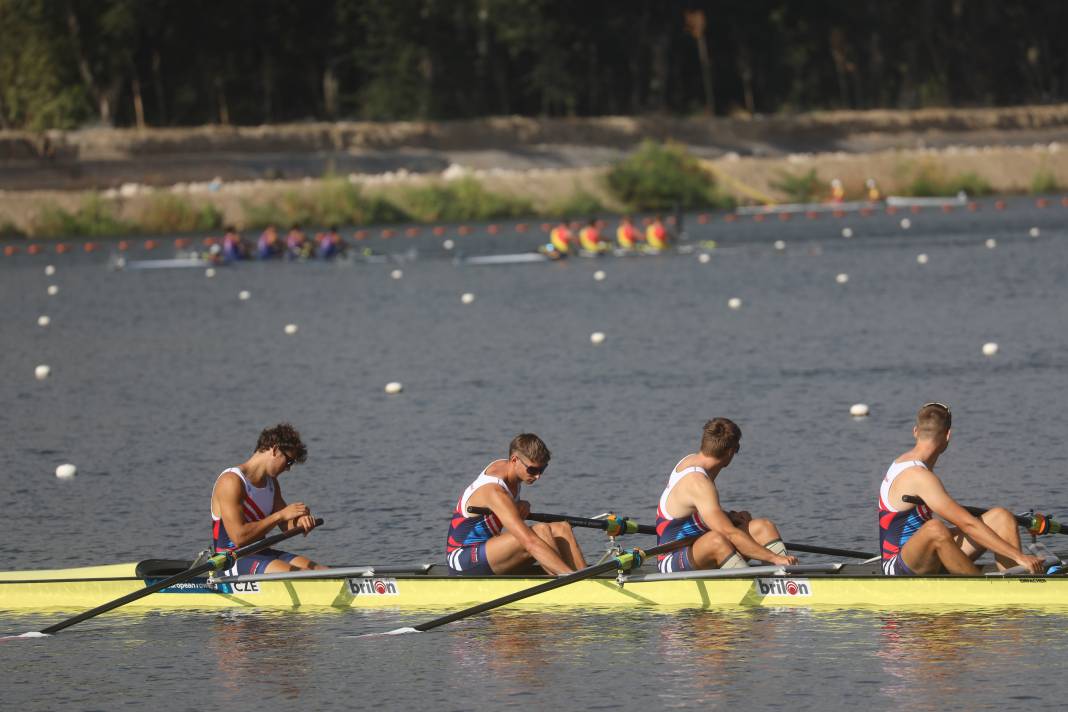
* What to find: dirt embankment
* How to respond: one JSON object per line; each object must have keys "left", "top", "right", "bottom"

{"left": 0, "top": 105, "right": 1066, "bottom": 232}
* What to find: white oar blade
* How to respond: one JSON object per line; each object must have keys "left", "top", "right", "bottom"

{"left": 0, "top": 631, "right": 50, "bottom": 640}
{"left": 348, "top": 626, "right": 422, "bottom": 638}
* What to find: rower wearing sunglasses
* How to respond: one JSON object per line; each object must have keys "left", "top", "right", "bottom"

{"left": 878, "top": 402, "right": 1045, "bottom": 575}
{"left": 445, "top": 433, "right": 587, "bottom": 576}
{"left": 209, "top": 423, "right": 327, "bottom": 576}
{"left": 655, "top": 418, "right": 797, "bottom": 573}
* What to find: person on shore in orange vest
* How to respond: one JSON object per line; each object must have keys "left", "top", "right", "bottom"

{"left": 579, "top": 219, "right": 608, "bottom": 254}
{"left": 646, "top": 216, "right": 669, "bottom": 251}
{"left": 616, "top": 215, "right": 642, "bottom": 251}
{"left": 830, "top": 178, "right": 845, "bottom": 203}
{"left": 548, "top": 220, "right": 573, "bottom": 256}
{"left": 866, "top": 178, "right": 881, "bottom": 202}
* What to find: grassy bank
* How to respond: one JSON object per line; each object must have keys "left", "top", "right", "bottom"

{"left": 1, "top": 141, "right": 1064, "bottom": 238}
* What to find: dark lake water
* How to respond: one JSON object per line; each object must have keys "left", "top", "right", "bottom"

{"left": 2, "top": 197, "right": 1068, "bottom": 710}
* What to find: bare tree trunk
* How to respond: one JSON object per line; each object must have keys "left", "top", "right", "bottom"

{"left": 215, "top": 77, "right": 230, "bottom": 125}
{"left": 151, "top": 50, "right": 166, "bottom": 125}
{"left": 66, "top": 5, "right": 121, "bottom": 125}
{"left": 323, "top": 66, "right": 339, "bottom": 119}
{"left": 131, "top": 76, "right": 146, "bottom": 129}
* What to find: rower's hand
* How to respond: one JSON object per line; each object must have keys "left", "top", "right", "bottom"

{"left": 517, "top": 500, "right": 531, "bottom": 519}
{"left": 1016, "top": 553, "right": 1046, "bottom": 574}
{"left": 280, "top": 502, "right": 310, "bottom": 522}
{"left": 295, "top": 513, "right": 317, "bottom": 534}
{"left": 772, "top": 554, "right": 799, "bottom": 566}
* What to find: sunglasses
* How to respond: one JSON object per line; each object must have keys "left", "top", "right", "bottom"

{"left": 515, "top": 455, "right": 547, "bottom": 476}
{"left": 278, "top": 449, "right": 297, "bottom": 470}
{"left": 922, "top": 402, "right": 951, "bottom": 414}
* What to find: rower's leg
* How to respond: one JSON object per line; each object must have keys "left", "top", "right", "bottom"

{"left": 286, "top": 555, "right": 328, "bottom": 571}
{"left": 690, "top": 530, "right": 746, "bottom": 569}
{"left": 901, "top": 520, "right": 980, "bottom": 575}
{"left": 483, "top": 530, "right": 537, "bottom": 573}
{"left": 746, "top": 518, "right": 788, "bottom": 556}
{"left": 954, "top": 507, "right": 1021, "bottom": 570}
{"left": 546, "top": 521, "right": 588, "bottom": 568}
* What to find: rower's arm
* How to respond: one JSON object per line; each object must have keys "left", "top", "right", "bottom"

{"left": 273, "top": 483, "right": 316, "bottom": 534}
{"left": 215, "top": 473, "right": 289, "bottom": 547}
{"left": 480, "top": 487, "right": 576, "bottom": 575}
{"left": 689, "top": 477, "right": 791, "bottom": 565}
{"left": 911, "top": 475, "right": 1031, "bottom": 565}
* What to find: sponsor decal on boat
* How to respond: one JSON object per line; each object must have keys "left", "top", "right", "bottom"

{"left": 754, "top": 578, "right": 811, "bottom": 597}
{"left": 216, "top": 581, "right": 260, "bottom": 594}
{"left": 347, "top": 577, "right": 399, "bottom": 596}
{"left": 146, "top": 577, "right": 216, "bottom": 594}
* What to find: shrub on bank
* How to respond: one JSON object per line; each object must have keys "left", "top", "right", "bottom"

{"left": 605, "top": 140, "right": 725, "bottom": 211}
{"left": 770, "top": 168, "right": 824, "bottom": 203}
{"left": 32, "top": 194, "right": 131, "bottom": 237}
{"left": 1031, "top": 167, "right": 1061, "bottom": 194}
{"left": 901, "top": 163, "right": 993, "bottom": 197}
{"left": 242, "top": 179, "right": 409, "bottom": 229}
{"left": 549, "top": 185, "right": 605, "bottom": 217}
{"left": 400, "top": 177, "right": 534, "bottom": 222}
{"left": 0, "top": 216, "right": 23, "bottom": 237}
{"left": 139, "top": 194, "right": 223, "bottom": 233}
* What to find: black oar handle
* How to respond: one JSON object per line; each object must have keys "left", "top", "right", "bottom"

{"left": 37, "top": 518, "right": 323, "bottom": 635}
{"left": 785, "top": 542, "right": 875, "bottom": 559}
{"left": 902, "top": 494, "right": 1062, "bottom": 535}
{"left": 411, "top": 534, "right": 699, "bottom": 633}
{"left": 466, "top": 506, "right": 656, "bottom": 536}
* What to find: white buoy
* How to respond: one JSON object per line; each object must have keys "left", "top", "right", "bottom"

{"left": 55, "top": 463, "right": 77, "bottom": 480}
{"left": 37, "top": 315, "right": 50, "bottom": 327}
{"left": 698, "top": 253, "right": 711, "bottom": 264}
{"left": 461, "top": 292, "right": 475, "bottom": 304}
{"left": 590, "top": 331, "right": 606, "bottom": 345}
{"left": 34, "top": 364, "right": 51, "bottom": 380}
{"left": 384, "top": 381, "right": 403, "bottom": 394}
{"left": 390, "top": 269, "right": 403, "bottom": 280}
{"left": 593, "top": 270, "right": 606, "bottom": 282}
{"left": 850, "top": 403, "right": 870, "bottom": 418}
{"left": 985, "top": 238, "right": 997, "bottom": 249}
{"left": 900, "top": 218, "right": 911, "bottom": 230}
{"left": 982, "top": 342, "right": 999, "bottom": 356}
{"left": 774, "top": 240, "right": 786, "bottom": 251}
{"left": 238, "top": 290, "right": 251, "bottom": 301}
{"left": 835, "top": 273, "right": 849, "bottom": 284}
{"left": 916, "top": 253, "right": 929, "bottom": 265}
{"left": 442, "top": 239, "right": 455, "bottom": 250}
{"left": 1029, "top": 227, "right": 1040, "bottom": 238}
{"left": 727, "top": 297, "right": 743, "bottom": 310}
{"left": 205, "top": 267, "right": 216, "bottom": 278}
{"left": 841, "top": 227, "right": 853, "bottom": 238}
{"left": 44, "top": 265, "right": 56, "bottom": 276}
{"left": 47, "top": 285, "right": 59, "bottom": 296}
{"left": 284, "top": 323, "right": 298, "bottom": 335}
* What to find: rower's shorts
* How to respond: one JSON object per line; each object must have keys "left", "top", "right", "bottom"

{"left": 222, "top": 548, "right": 298, "bottom": 577}
{"left": 658, "top": 546, "right": 697, "bottom": 574}
{"left": 881, "top": 554, "right": 916, "bottom": 576}
{"left": 447, "top": 542, "right": 495, "bottom": 576}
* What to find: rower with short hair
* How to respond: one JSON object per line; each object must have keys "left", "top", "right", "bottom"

{"left": 210, "top": 423, "right": 326, "bottom": 576}
{"left": 655, "top": 418, "right": 797, "bottom": 573}
{"left": 878, "top": 402, "right": 1045, "bottom": 575}
{"left": 446, "top": 433, "right": 587, "bottom": 576}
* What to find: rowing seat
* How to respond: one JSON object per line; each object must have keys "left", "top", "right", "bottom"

{"left": 135, "top": 560, "right": 193, "bottom": 578}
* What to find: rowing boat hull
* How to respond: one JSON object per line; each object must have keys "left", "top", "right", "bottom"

{"left": 2, "top": 563, "right": 1066, "bottom": 612}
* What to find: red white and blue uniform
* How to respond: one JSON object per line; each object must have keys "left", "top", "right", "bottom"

{"left": 445, "top": 466, "right": 520, "bottom": 576}
{"left": 878, "top": 460, "right": 933, "bottom": 575}
{"left": 655, "top": 458, "right": 710, "bottom": 573}
{"left": 211, "top": 467, "right": 296, "bottom": 576}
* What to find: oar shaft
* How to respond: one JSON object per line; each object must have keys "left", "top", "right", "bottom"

{"left": 901, "top": 495, "right": 1061, "bottom": 535}
{"left": 784, "top": 542, "right": 875, "bottom": 559}
{"left": 38, "top": 519, "right": 323, "bottom": 635}
{"left": 466, "top": 506, "right": 656, "bottom": 536}
{"left": 413, "top": 535, "right": 698, "bottom": 633}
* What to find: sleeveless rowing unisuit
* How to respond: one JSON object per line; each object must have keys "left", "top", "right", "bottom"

{"left": 446, "top": 465, "right": 520, "bottom": 575}
{"left": 655, "top": 457, "right": 710, "bottom": 572}
{"left": 878, "top": 460, "right": 932, "bottom": 575}
{"left": 211, "top": 467, "right": 276, "bottom": 552}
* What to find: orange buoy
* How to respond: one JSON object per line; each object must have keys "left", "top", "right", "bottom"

{"left": 1036, "top": 198, "right": 1049, "bottom": 209}
{"left": 516, "top": 223, "right": 529, "bottom": 232}
{"left": 83, "top": 242, "right": 96, "bottom": 252}
{"left": 832, "top": 210, "right": 844, "bottom": 219}
{"left": 942, "top": 205, "right": 954, "bottom": 213}
{"left": 432, "top": 226, "right": 445, "bottom": 236}
{"left": 778, "top": 213, "right": 790, "bottom": 222}
{"left": 805, "top": 211, "right": 819, "bottom": 219}
{"left": 3, "top": 245, "right": 17, "bottom": 256}
{"left": 202, "top": 237, "right": 216, "bottom": 246}
{"left": 381, "top": 229, "right": 394, "bottom": 239}
{"left": 144, "top": 240, "right": 157, "bottom": 250}
{"left": 405, "top": 227, "right": 419, "bottom": 237}
{"left": 174, "top": 238, "right": 188, "bottom": 249}
{"left": 1060, "top": 196, "right": 1068, "bottom": 207}
{"left": 355, "top": 230, "right": 368, "bottom": 240}
{"left": 487, "top": 224, "right": 499, "bottom": 234}
{"left": 55, "top": 243, "right": 69, "bottom": 254}
{"left": 724, "top": 214, "right": 737, "bottom": 223}
{"left": 995, "top": 200, "right": 1006, "bottom": 210}
{"left": 753, "top": 214, "right": 765, "bottom": 223}
{"left": 697, "top": 214, "right": 709, "bottom": 224}
{"left": 540, "top": 222, "right": 552, "bottom": 232}
{"left": 886, "top": 206, "right": 898, "bottom": 215}
{"left": 457, "top": 225, "right": 471, "bottom": 235}
{"left": 910, "top": 205, "right": 921, "bottom": 214}
{"left": 859, "top": 208, "right": 872, "bottom": 217}
{"left": 27, "top": 243, "right": 41, "bottom": 255}
{"left": 117, "top": 240, "right": 129, "bottom": 251}
{"left": 968, "top": 202, "right": 979, "bottom": 212}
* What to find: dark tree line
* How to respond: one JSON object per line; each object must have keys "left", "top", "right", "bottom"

{"left": 1, "top": 0, "right": 1065, "bottom": 130}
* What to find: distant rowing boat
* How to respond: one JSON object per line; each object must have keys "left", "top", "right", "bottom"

{"left": 736, "top": 192, "right": 968, "bottom": 215}
{"left": 111, "top": 256, "right": 212, "bottom": 270}
{"left": 4, "top": 558, "right": 1067, "bottom": 611}
{"left": 455, "top": 243, "right": 707, "bottom": 266}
